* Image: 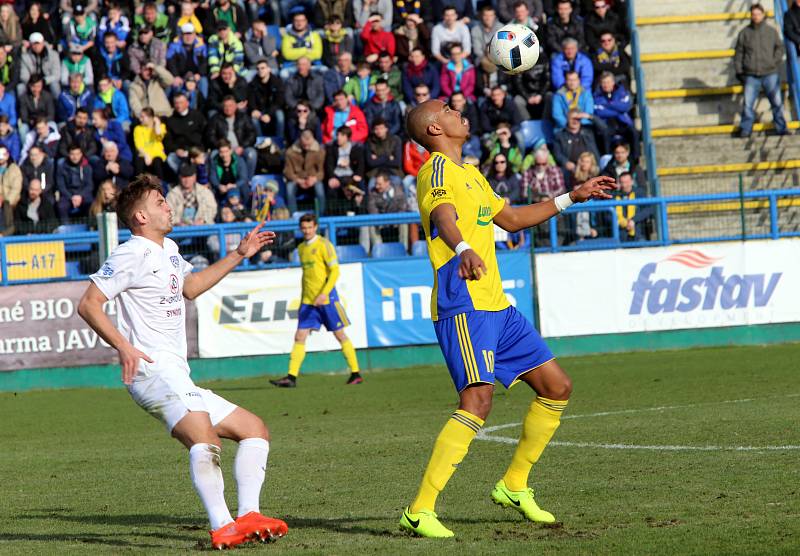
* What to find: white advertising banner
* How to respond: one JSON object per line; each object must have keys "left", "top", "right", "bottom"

{"left": 536, "top": 240, "right": 800, "bottom": 338}
{"left": 196, "top": 264, "right": 367, "bottom": 357}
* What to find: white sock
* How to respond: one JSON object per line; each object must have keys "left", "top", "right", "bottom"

{"left": 234, "top": 438, "right": 270, "bottom": 517}
{"left": 189, "top": 443, "right": 234, "bottom": 530}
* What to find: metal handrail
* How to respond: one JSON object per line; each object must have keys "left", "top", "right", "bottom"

{"left": 627, "top": 0, "right": 662, "bottom": 197}
{"left": 775, "top": 0, "right": 800, "bottom": 119}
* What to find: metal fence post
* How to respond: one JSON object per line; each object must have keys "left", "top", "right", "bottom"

{"left": 738, "top": 173, "right": 747, "bottom": 240}
{"left": 0, "top": 238, "right": 7, "bottom": 286}
{"left": 770, "top": 193, "right": 780, "bottom": 239}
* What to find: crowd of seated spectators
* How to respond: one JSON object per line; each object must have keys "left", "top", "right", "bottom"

{"left": 0, "top": 0, "right": 647, "bottom": 255}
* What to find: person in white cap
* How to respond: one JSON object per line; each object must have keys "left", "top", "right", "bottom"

{"left": 166, "top": 22, "right": 209, "bottom": 98}
{"left": 19, "top": 33, "right": 61, "bottom": 98}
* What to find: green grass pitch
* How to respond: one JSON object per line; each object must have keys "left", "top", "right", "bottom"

{"left": 1, "top": 343, "right": 799, "bottom": 555}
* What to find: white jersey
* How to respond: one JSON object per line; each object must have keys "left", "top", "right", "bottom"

{"left": 90, "top": 235, "right": 194, "bottom": 376}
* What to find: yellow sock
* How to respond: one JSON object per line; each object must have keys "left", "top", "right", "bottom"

{"left": 409, "top": 409, "right": 484, "bottom": 513}
{"left": 340, "top": 338, "right": 359, "bottom": 372}
{"left": 287, "top": 342, "right": 306, "bottom": 377}
{"left": 502, "top": 397, "right": 568, "bottom": 491}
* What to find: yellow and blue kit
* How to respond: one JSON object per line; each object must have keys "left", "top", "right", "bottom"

{"left": 416, "top": 152, "right": 554, "bottom": 392}
{"left": 296, "top": 235, "right": 350, "bottom": 332}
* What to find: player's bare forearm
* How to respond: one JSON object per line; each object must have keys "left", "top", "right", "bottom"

{"left": 182, "top": 250, "right": 244, "bottom": 300}
{"left": 78, "top": 284, "right": 132, "bottom": 352}
{"left": 494, "top": 176, "right": 617, "bottom": 232}
{"left": 430, "top": 204, "right": 464, "bottom": 251}
{"left": 183, "top": 222, "right": 275, "bottom": 300}
{"left": 493, "top": 199, "right": 562, "bottom": 233}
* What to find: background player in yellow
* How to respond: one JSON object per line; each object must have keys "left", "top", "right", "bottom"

{"left": 270, "top": 213, "right": 362, "bottom": 388}
{"left": 399, "top": 99, "right": 615, "bottom": 538}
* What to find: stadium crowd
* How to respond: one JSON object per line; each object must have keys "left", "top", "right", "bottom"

{"left": 0, "top": 0, "right": 650, "bottom": 254}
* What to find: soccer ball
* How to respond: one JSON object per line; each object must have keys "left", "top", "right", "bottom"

{"left": 487, "top": 23, "right": 540, "bottom": 75}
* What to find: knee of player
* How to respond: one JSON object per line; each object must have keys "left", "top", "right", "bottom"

{"left": 543, "top": 376, "right": 573, "bottom": 401}
{"left": 253, "top": 417, "right": 270, "bottom": 441}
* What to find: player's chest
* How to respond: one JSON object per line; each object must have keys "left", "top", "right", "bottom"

{"left": 453, "top": 177, "right": 495, "bottom": 226}
{"left": 139, "top": 251, "right": 185, "bottom": 303}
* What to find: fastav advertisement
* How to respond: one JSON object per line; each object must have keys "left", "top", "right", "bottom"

{"left": 535, "top": 240, "right": 800, "bottom": 338}
{"left": 195, "top": 265, "right": 368, "bottom": 358}
{"left": 0, "top": 281, "right": 199, "bottom": 371}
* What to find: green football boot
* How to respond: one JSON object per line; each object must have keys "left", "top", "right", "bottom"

{"left": 399, "top": 507, "right": 455, "bottom": 538}
{"left": 490, "top": 480, "right": 556, "bottom": 523}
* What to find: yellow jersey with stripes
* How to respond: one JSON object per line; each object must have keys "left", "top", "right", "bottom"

{"left": 416, "top": 151, "right": 510, "bottom": 321}
{"left": 298, "top": 235, "right": 339, "bottom": 304}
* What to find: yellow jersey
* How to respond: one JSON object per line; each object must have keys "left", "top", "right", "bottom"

{"left": 416, "top": 152, "right": 510, "bottom": 321}
{"left": 297, "top": 235, "right": 340, "bottom": 304}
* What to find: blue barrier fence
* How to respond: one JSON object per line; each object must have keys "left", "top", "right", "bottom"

{"left": 776, "top": 0, "right": 800, "bottom": 120}
{"left": 3, "top": 189, "right": 800, "bottom": 285}
{"left": 627, "top": 0, "right": 662, "bottom": 198}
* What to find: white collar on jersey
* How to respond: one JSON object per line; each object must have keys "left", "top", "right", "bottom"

{"left": 305, "top": 235, "right": 319, "bottom": 245}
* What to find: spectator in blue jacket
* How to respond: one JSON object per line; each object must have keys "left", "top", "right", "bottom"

{"left": 593, "top": 71, "right": 637, "bottom": 160}
{"left": 402, "top": 47, "right": 440, "bottom": 103}
{"left": 95, "top": 32, "right": 132, "bottom": 90}
{"left": 93, "top": 76, "right": 131, "bottom": 131}
{"left": 92, "top": 107, "right": 133, "bottom": 162}
{"left": 97, "top": 3, "right": 131, "bottom": 47}
{"left": 550, "top": 37, "right": 593, "bottom": 91}
{"left": 57, "top": 73, "right": 95, "bottom": 123}
{"left": 0, "top": 81, "right": 17, "bottom": 127}
{"left": 167, "top": 24, "right": 209, "bottom": 99}
{"left": 363, "top": 79, "right": 403, "bottom": 136}
{"left": 56, "top": 143, "right": 94, "bottom": 222}
{"left": 0, "top": 115, "right": 21, "bottom": 162}
{"left": 552, "top": 71, "right": 594, "bottom": 131}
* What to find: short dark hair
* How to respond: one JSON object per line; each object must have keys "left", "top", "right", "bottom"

{"left": 327, "top": 14, "right": 342, "bottom": 24}
{"left": 512, "top": 0, "right": 528, "bottom": 9}
{"left": 220, "top": 62, "right": 235, "bottom": 72}
{"left": 141, "top": 106, "right": 155, "bottom": 119}
{"left": 751, "top": 3, "right": 765, "bottom": 13}
{"left": 117, "top": 174, "right": 162, "bottom": 228}
{"left": 217, "top": 138, "right": 232, "bottom": 149}
{"left": 75, "top": 107, "right": 90, "bottom": 117}
{"left": 480, "top": 4, "right": 495, "bottom": 14}
{"left": 378, "top": 50, "right": 392, "bottom": 59}
{"left": 68, "top": 143, "right": 83, "bottom": 153}
{"left": 336, "top": 125, "right": 352, "bottom": 138}
{"left": 333, "top": 89, "right": 347, "bottom": 99}
{"left": 373, "top": 117, "right": 388, "bottom": 128}
{"left": 299, "top": 212, "right": 317, "bottom": 225}
{"left": 443, "top": 5, "right": 457, "bottom": 14}
{"left": 375, "top": 170, "right": 391, "bottom": 182}
{"left": 410, "top": 47, "right": 425, "bottom": 56}
{"left": 374, "top": 78, "right": 389, "bottom": 87}
{"left": 27, "top": 73, "right": 43, "bottom": 86}
{"left": 222, "top": 95, "right": 236, "bottom": 104}
{"left": 618, "top": 171, "right": 633, "bottom": 181}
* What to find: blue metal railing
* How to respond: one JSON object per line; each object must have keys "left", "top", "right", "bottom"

{"left": 627, "top": 0, "right": 662, "bottom": 198}
{"left": 775, "top": 0, "right": 800, "bottom": 119}
{"left": 3, "top": 190, "right": 800, "bottom": 285}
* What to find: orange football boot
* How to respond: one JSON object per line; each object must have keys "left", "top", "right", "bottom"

{"left": 209, "top": 521, "right": 249, "bottom": 550}
{"left": 235, "top": 512, "right": 289, "bottom": 542}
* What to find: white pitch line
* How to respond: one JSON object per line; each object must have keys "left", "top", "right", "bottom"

{"left": 476, "top": 393, "right": 800, "bottom": 451}
{"left": 477, "top": 435, "right": 800, "bottom": 451}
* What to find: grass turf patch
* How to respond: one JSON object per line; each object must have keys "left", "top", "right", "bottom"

{"left": 1, "top": 343, "right": 798, "bottom": 554}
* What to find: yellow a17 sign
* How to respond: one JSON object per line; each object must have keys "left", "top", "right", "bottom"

{"left": 1, "top": 241, "right": 66, "bottom": 281}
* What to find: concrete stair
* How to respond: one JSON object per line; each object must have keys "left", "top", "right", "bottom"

{"left": 656, "top": 135, "right": 800, "bottom": 167}
{"left": 637, "top": 0, "right": 774, "bottom": 18}
{"left": 635, "top": 0, "right": 800, "bottom": 241}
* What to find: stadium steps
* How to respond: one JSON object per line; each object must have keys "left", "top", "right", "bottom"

{"left": 635, "top": 0, "right": 800, "bottom": 241}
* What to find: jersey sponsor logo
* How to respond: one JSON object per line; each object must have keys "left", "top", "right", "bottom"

{"left": 629, "top": 250, "right": 782, "bottom": 316}
{"left": 476, "top": 205, "right": 492, "bottom": 226}
{"left": 170, "top": 255, "right": 180, "bottom": 268}
{"left": 430, "top": 188, "right": 448, "bottom": 199}
{"left": 100, "top": 263, "right": 113, "bottom": 277}
{"left": 169, "top": 274, "right": 179, "bottom": 294}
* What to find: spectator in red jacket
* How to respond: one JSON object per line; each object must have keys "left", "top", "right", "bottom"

{"left": 322, "top": 90, "right": 368, "bottom": 144}
{"left": 439, "top": 43, "right": 476, "bottom": 101}
{"left": 402, "top": 138, "right": 429, "bottom": 211}
{"left": 361, "top": 13, "right": 395, "bottom": 63}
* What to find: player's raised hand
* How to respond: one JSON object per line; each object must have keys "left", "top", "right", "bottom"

{"left": 572, "top": 176, "right": 616, "bottom": 202}
{"left": 118, "top": 344, "right": 154, "bottom": 385}
{"left": 459, "top": 250, "right": 487, "bottom": 281}
{"left": 237, "top": 221, "right": 277, "bottom": 258}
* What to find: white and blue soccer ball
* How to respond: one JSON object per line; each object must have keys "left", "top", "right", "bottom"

{"left": 487, "top": 23, "right": 540, "bottom": 75}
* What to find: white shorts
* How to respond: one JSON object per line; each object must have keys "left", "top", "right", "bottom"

{"left": 127, "top": 352, "right": 237, "bottom": 433}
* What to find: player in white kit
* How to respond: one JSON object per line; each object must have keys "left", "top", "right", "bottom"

{"left": 78, "top": 175, "right": 287, "bottom": 550}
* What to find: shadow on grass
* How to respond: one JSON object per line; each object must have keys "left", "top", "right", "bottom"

{"left": 0, "top": 532, "right": 190, "bottom": 550}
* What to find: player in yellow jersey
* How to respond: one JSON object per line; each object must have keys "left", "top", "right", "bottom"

{"left": 398, "top": 99, "right": 615, "bottom": 538}
{"left": 270, "top": 213, "right": 362, "bottom": 388}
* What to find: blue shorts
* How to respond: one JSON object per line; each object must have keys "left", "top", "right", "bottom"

{"left": 434, "top": 306, "right": 555, "bottom": 392}
{"left": 297, "top": 300, "right": 350, "bottom": 332}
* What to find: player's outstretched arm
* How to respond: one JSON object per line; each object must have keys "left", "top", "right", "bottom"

{"left": 183, "top": 221, "right": 276, "bottom": 300}
{"left": 431, "top": 203, "right": 487, "bottom": 280}
{"left": 494, "top": 176, "right": 616, "bottom": 233}
{"left": 78, "top": 283, "right": 154, "bottom": 385}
